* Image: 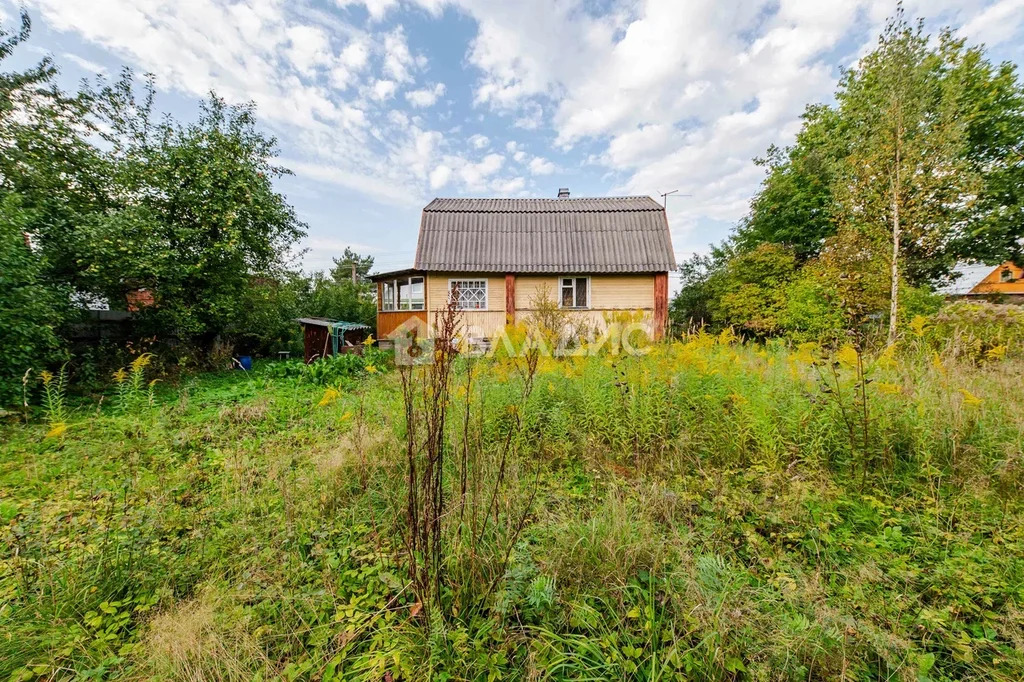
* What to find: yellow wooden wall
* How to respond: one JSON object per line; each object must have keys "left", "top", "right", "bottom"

{"left": 420, "top": 273, "right": 657, "bottom": 338}
{"left": 515, "top": 274, "right": 655, "bottom": 311}
{"left": 425, "top": 273, "right": 508, "bottom": 338}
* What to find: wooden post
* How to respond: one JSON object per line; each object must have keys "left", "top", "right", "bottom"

{"left": 505, "top": 273, "right": 516, "bottom": 325}
{"left": 653, "top": 272, "right": 668, "bottom": 340}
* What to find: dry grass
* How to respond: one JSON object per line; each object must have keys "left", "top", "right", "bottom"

{"left": 143, "top": 589, "right": 269, "bottom": 682}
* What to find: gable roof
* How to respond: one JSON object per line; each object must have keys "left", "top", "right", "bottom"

{"left": 936, "top": 263, "right": 1000, "bottom": 296}
{"left": 413, "top": 196, "right": 676, "bottom": 273}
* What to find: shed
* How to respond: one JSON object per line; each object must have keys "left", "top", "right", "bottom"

{"left": 296, "top": 318, "right": 371, "bottom": 364}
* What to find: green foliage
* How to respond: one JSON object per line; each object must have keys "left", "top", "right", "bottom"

{"left": 926, "top": 300, "right": 1024, "bottom": 361}
{"left": 679, "top": 7, "right": 1024, "bottom": 340}
{"left": 0, "top": 196, "right": 69, "bottom": 404}
{"left": 4, "top": 339, "right": 1023, "bottom": 680}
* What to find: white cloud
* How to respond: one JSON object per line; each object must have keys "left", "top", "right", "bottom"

{"left": 528, "top": 156, "right": 555, "bottom": 175}
{"left": 61, "top": 52, "right": 108, "bottom": 75}
{"left": 370, "top": 78, "right": 398, "bottom": 101}
{"left": 958, "top": 0, "right": 1024, "bottom": 46}
{"left": 285, "top": 24, "right": 332, "bottom": 75}
{"left": 405, "top": 82, "right": 446, "bottom": 107}
{"left": 25, "top": 0, "right": 1024, "bottom": 264}
{"left": 429, "top": 163, "right": 452, "bottom": 189}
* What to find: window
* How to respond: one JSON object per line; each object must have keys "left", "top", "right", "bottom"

{"left": 399, "top": 276, "right": 425, "bottom": 310}
{"left": 381, "top": 281, "right": 396, "bottom": 311}
{"left": 1001, "top": 268, "right": 1014, "bottom": 283}
{"left": 449, "top": 279, "right": 488, "bottom": 310}
{"left": 560, "top": 276, "right": 589, "bottom": 309}
{"left": 380, "top": 276, "right": 424, "bottom": 311}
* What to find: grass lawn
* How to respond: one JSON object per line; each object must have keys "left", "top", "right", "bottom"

{"left": 2, "top": 336, "right": 1024, "bottom": 681}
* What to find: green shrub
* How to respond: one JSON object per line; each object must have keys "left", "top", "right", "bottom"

{"left": 926, "top": 300, "right": 1024, "bottom": 360}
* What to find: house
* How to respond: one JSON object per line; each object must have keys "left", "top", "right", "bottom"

{"left": 368, "top": 192, "right": 676, "bottom": 343}
{"left": 938, "top": 261, "right": 1024, "bottom": 303}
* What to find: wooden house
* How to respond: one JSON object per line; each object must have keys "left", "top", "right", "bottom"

{"left": 938, "top": 261, "right": 1024, "bottom": 303}
{"left": 368, "top": 193, "right": 676, "bottom": 342}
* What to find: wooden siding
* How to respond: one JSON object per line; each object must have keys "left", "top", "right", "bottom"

{"left": 971, "top": 262, "right": 1024, "bottom": 295}
{"left": 515, "top": 274, "right": 656, "bottom": 310}
{"left": 395, "top": 272, "right": 665, "bottom": 339}
{"left": 505, "top": 274, "right": 516, "bottom": 324}
{"left": 377, "top": 311, "right": 428, "bottom": 339}
{"left": 425, "top": 273, "right": 506, "bottom": 312}
{"left": 654, "top": 272, "right": 668, "bottom": 340}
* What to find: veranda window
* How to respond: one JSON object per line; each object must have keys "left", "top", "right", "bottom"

{"left": 560, "top": 276, "right": 589, "bottom": 309}
{"left": 380, "top": 276, "right": 424, "bottom": 311}
{"left": 399, "top": 276, "right": 425, "bottom": 310}
{"left": 449, "top": 279, "right": 488, "bottom": 310}
{"left": 381, "top": 281, "right": 396, "bottom": 311}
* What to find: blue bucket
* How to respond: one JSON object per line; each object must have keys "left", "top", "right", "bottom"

{"left": 238, "top": 355, "right": 253, "bottom": 371}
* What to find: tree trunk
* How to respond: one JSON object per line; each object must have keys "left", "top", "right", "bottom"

{"left": 887, "top": 130, "right": 901, "bottom": 345}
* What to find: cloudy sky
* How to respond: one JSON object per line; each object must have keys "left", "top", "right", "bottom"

{"left": 5, "top": 0, "right": 1024, "bottom": 280}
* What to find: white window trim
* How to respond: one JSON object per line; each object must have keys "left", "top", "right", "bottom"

{"left": 558, "top": 275, "right": 591, "bottom": 310}
{"left": 448, "top": 278, "right": 489, "bottom": 311}
{"left": 380, "top": 276, "right": 425, "bottom": 312}
{"left": 380, "top": 281, "right": 396, "bottom": 311}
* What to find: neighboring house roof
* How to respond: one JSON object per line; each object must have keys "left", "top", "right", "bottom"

{"left": 937, "top": 263, "right": 1003, "bottom": 296}
{"left": 412, "top": 196, "right": 676, "bottom": 273}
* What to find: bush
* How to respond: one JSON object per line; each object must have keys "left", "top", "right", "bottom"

{"left": 926, "top": 300, "right": 1024, "bottom": 360}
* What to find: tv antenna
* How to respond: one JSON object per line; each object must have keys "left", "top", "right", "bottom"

{"left": 659, "top": 189, "right": 691, "bottom": 207}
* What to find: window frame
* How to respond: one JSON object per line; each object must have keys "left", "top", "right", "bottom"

{"left": 379, "top": 275, "right": 425, "bottom": 312}
{"left": 558, "top": 275, "right": 591, "bottom": 310}
{"left": 448, "top": 278, "right": 489, "bottom": 311}
{"left": 1000, "top": 268, "right": 1014, "bottom": 283}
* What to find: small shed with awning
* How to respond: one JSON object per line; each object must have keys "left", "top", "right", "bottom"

{"left": 296, "top": 317, "right": 370, "bottom": 364}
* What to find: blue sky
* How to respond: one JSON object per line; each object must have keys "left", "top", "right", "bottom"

{"left": 5, "top": 0, "right": 1024, "bottom": 284}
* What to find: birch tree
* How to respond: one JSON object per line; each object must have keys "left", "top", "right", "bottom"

{"left": 834, "top": 11, "right": 977, "bottom": 343}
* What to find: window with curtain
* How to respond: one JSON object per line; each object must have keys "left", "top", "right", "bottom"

{"left": 560, "top": 276, "right": 589, "bottom": 308}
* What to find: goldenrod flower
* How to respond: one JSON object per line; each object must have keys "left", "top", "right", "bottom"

{"left": 985, "top": 345, "right": 1006, "bottom": 361}
{"left": 910, "top": 315, "right": 929, "bottom": 338}
{"left": 836, "top": 345, "right": 859, "bottom": 369}
{"left": 959, "top": 389, "right": 982, "bottom": 407}
{"left": 876, "top": 382, "right": 902, "bottom": 395}
{"left": 317, "top": 388, "right": 340, "bottom": 407}
{"left": 45, "top": 422, "right": 67, "bottom": 438}
{"left": 363, "top": 334, "right": 376, "bottom": 347}
{"left": 40, "top": 370, "right": 53, "bottom": 386}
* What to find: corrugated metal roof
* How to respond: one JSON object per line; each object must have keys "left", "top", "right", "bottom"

{"left": 936, "top": 263, "right": 998, "bottom": 296}
{"left": 414, "top": 196, "right": 676, "bottom": 273}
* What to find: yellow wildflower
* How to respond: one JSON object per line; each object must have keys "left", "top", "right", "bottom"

{"left": 340, "top": 411, "right": 353, "bottom": 421}
{"left": 794, "top": 342, "right": 818, "bottom": 365}
{"left": 876, "top": 382, "right": 902, "bottom": 395}
{"left": 909, "top": 315, "right": 929, "bottom": 338}
{"left": 931, "top": 352, "right": 946, "bottom": 376}
{"left": 365, "top": 364, "right": 378, "bottom": 374}
{"left": 877, "top": 343, "right": 898, "bottom": 369}
{"left": 727, "top": 393, "right": 747, "bottom": 405}
{"left": 836, "top": 345, "right": 859, "bottom": 369}
{"left": 317, "top": 387, "right": 340, "bottom": 407}
{"left": 45, "top": 422, "right": 67, "bottom": 438}
{"left": 547, "top": 381, "right": 555, "bottom": 394}
{"left": 39, "top": 370, "right": 54, "bottom": 386}
{"left": 112, "top": 368, "right": 128, "bottom": 384}
{"left": 130, "top": 353, "right": 153, "bottom": 372}
{"left": 959, "top": 389, "right": 982, "bottom": 407}
{"left": 985, "top": 345, "right": 1007, "bottom": 362}
{"left": 363, "top": 334, "right": 376, "bottom": 347}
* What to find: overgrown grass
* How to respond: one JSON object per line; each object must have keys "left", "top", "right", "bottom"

{"left": 2, "top": 335, "right": 1023, "bottom": 681}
